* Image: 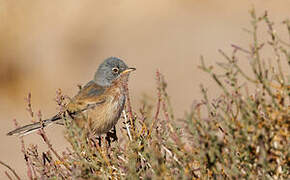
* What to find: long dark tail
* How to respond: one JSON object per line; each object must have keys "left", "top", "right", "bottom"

{"left": 7, "top": 115, "right": 61, "bottom": 136}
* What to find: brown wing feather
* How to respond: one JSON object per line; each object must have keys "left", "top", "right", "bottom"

{"left": 66, "top": 81, "right": 107, "bottom": 113}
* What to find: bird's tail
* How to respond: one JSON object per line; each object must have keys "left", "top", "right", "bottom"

{"left": 7, "top": 115, "right": 61, "bottom": 136}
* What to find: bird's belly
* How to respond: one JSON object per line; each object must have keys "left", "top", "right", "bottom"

{"left": 86, "top": 94, "right": 125, "bottom": 135}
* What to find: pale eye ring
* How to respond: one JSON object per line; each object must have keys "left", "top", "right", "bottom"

{"left": 112, "top": 67, "right": 119, "bottom": 74}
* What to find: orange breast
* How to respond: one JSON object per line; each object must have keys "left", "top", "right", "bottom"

{"left": 73, "top": 85, "right": 125, "bottom": 135}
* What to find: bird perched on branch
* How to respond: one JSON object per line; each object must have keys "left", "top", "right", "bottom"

{"left": 7, "top": 57, "right": 135, "bottom": 137}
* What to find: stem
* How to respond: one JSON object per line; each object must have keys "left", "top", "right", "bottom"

{"left": 0, "top": 160, "right": 21, "bottom": 180}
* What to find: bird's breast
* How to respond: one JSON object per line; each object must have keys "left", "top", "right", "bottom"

{"left": 86, "top": 87, "right": 125, "bottom": 135}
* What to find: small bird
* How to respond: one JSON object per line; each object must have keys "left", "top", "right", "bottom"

{"left": 7, "top": 57, "right": 135, "bottom": 137}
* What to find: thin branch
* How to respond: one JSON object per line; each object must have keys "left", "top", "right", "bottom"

{"left": 123, "top": 110, "right": 132, "bottom": 141}
{"left": 123, "top": 81, "right": 135, "bottom": 130}
{"left": 154, "top": 70, "right": 162, "bottom": 122}
{"left": 231, "top": 44, "right": 251, "bottom": 54}
{"left": 25, "top": 92, "right": 34, "bottom": 119}
{"left": 219, "top": 49, "right": 257, "bottom": 83}
{"left": 4, "top": 171, "right": 13, "bottom": 180}
{"left": 138, "top": 152, "right": 154, "bottom": 173}
{"left": 36, "top": 111, "right": 71, "bottom": 172}
{"left": 161, "top": 145, "right": 181, "bottom": 164}
{"left": 149, "top": 70, "right": 162, "bottom": 135}
{"left": 12, "top": 119, "right": 33, "bottom": 180}
{"left": 0, "top": 160, "right": 21, "bottom": 180}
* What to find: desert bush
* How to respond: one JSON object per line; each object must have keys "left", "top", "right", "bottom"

{"left": 1, "top": 9, "right": 289, "bottom": 179}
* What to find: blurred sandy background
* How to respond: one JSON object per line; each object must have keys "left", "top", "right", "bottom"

{"left": 0, "top": 0, "right": 289, "bottom": 178}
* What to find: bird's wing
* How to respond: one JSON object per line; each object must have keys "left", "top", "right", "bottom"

{"left": 66, "top": 81, "right": 107, "bottom": 113}
{"left": 77, "top": 80, "right": 105, "bottom": 98}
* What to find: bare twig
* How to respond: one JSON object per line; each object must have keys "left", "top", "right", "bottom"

{"left": 123, "top": 82, "right": 135, "bottom": 131}
{"left": 36, "top": 111, "right": 71, "bottom": 172}
{"left": 12, "top": 119, "right": 33, "bottom": 180}
{"left": 231, "top": 44, "right": 251, "bottom": 54}
{"left": 161, "top": 145, "right": 181, "bottom": 164}
{"left": 138, "top": 152, "right": 154, "bottom": 172}
{"left": 263, "top": 13, "right": 285, "bottom": 85}
{"left": 148, "top": 70, "right": 162, "bottom": 135}
{"left": 4, "top": 171, "right": 13, "bottom": 180}
{"left": 154, "top": 70, "right": 162, "bottom": 123}
{"left": 25, "top": 92, "right": 34, "bottom": 119}
{"left": 123, "top": 110, "right": 132, "bottom": 141}
{"left": 0, "top": 160, "right": 21, "bottom": 180}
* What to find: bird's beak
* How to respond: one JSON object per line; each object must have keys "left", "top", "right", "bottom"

{"left": 121, "top": 67, "right": 136, "bottom": 75}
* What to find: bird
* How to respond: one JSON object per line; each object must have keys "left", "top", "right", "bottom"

{"left": 7, "top": 57, "right": 135, "bottom": 137}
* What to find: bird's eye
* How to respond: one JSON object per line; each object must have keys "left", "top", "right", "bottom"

{"left": 112, "top": 67, "right": 119, "bottom": 74}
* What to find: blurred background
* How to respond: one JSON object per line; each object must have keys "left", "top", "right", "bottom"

{"left": 0, "top": 0, "right": 289, "bottom": 178}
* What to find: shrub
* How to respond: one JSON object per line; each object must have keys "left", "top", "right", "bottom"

{"left": 1, "top": 9, "right": 289, "bottom": 179}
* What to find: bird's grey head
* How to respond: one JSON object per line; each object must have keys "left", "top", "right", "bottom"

{"left": 94, "top": 57, "right": 135, "bottom": 86}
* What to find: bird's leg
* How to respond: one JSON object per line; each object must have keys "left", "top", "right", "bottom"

{"left": 96, "top": 136, "right": 102, "bottom": 147}
{"left": 42, "top": 152, "right": 51, "bottom": 166}
{"left": 105, "top": 126, "right": 118, "bottom": 147}
{"left": 105, "top": 135, "right": 111, "bottom": 147}
{"left": 64, "top": 110, "right": 75, "bottom": 121}
{"left": 112, "top": 126, "right": 118, "bottom": 142}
